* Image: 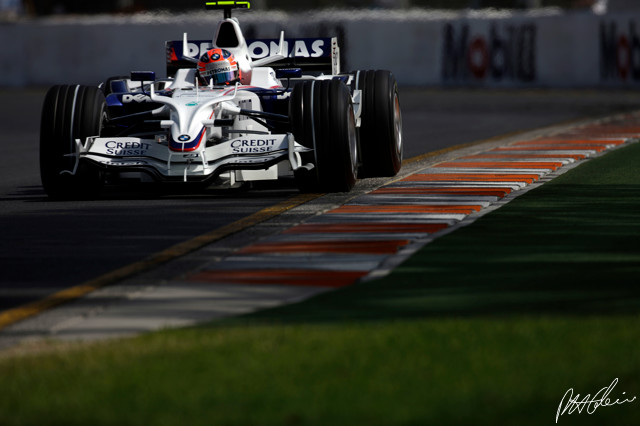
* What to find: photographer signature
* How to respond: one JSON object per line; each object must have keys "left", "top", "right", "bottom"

{"left": 556, "top": 378, "right": 636, "bottom": 423}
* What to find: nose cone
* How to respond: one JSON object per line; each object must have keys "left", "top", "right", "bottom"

{"left": 169, "top": 129, "right": 205, "bottom": 152}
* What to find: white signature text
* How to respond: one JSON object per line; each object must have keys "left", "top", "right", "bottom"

{"left": 556, "top": 378, "right": 636, "bottom": 423}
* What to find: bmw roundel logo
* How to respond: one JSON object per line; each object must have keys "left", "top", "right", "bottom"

{"left": 178, "top": 135, "right": 191, "bottom": 142}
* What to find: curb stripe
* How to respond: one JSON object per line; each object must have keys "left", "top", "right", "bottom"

{"left": 329, "top": 205, "right": 484, "bottom": 214}
{"left": 463, "top": 153, "right": 586, "bottom": 160}
{"left": 371, "top": 187, "right": 512, "bottom": 197}
{"left": 435, "top": 161, "right": 563, "bottom": 170}
{"left": 283, "top": 223, "right": 450, "bottom": 234}
{"left": 495, "top": 145, "right": 608, "bottom": 152}
{"left": 403, "top": 173, "right": 540, "bottom": 184}
{"left": 518, "top": 140, "right": 626, "bottom": 146}
{"left": 189, "top": 269, "right": 368, "bottom": 287}
{"left": 238, "top": 240, "right": 411, "bottom": 254}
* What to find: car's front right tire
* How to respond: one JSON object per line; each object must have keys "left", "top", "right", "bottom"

{"left": 40, "top": 85, "right": 106, "bottom": 200}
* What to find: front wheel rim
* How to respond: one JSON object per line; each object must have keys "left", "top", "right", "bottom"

{"left": 393, "top": 91, "right": 402, "bottom": 158}
{"left": 348, "top": 105, "right": 358, "bottom": 177}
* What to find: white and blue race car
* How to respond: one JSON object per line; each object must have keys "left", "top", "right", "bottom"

{"left": 40, "top": 1, "right": 402, "bottom": 199}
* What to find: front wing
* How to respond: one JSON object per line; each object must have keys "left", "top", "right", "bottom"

{"left": 75, "top": 133, "right": 311, "bottom": 182}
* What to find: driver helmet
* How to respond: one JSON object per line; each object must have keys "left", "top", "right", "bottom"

{"left": 197, "top": 48, "right": 240, "bottom": 86}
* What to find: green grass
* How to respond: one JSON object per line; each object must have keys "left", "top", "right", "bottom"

{"left": 2, "top": 142, "right": 640, "bottom": 425}
{"left": 3, "top": 317, "right": 640, "bottom": 425}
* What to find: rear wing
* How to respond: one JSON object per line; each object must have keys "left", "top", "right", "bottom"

{"left": 166, "top": 37, "right": 340, "bottom": 77}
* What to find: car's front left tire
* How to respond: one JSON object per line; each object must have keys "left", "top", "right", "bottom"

{"left": 353, "top": 69, "right": 403, "bottom": 178}
{"left": 289, "top": 79, "right": 358, "bottom": 193}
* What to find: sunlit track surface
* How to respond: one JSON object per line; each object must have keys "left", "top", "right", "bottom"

{"left": 3, "top": 90, "right": 640, "bottom": 345}
{"left": 187, "top": 115, "right": 638, "bottom": 291}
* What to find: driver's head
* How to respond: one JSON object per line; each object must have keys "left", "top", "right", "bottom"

{"left": 197, "top": 48, "right": 240, "bottom": 86}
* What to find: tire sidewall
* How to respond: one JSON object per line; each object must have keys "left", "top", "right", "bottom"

{"left": 289, "top": 79, "right": 357, "bottom": 192}
{"left": 357, "top": 69, "right": 403, "bottom": 177}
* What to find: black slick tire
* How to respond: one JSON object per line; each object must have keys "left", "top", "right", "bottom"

{"left": 40, "top": 85, "right": 106, "bottom": 200}
{"left": 354, "top": 70, "right": 403, "bottom": 177}
{"left": 289, "top": 79, "right": 358, "bottom": 193}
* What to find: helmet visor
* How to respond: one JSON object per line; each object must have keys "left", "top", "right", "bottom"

{"left": 210, "top": 69, "right": 236, "bottom": 85}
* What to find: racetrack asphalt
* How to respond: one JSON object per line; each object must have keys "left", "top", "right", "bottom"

{"left": 1, "top": 100, "right": 638, "bottom": 349}
{"left": 2, "top": 87, "right": 640, "bottom": 318}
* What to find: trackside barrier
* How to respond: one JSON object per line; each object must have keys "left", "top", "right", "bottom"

{"left": 1, "top": 10, "right": 640, "bottom": 87}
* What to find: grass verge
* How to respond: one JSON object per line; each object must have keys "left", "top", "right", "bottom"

{"left": 2, "top": 142, "right": 640, "bottom": 425}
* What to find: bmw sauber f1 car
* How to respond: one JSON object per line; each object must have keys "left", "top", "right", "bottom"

{"left": 40, "top": 1, "right": 403, "bottom": 199}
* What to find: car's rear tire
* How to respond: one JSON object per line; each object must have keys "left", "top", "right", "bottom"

{"left": 289, "top": 79, "right": 358, "bottom": 193}
{"left": 40, "top": 85, "right": 106, "bottom": 200}
{"left": 354, "top": 70, "right": 403, "bottom": 177}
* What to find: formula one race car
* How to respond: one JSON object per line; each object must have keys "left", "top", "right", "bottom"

{"left": 40, "top": 1, "right": 402, "bottom": 199}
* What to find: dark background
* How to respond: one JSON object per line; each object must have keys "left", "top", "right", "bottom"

{"left": 22, "top": 0, "right": 598, "bottom": 16}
